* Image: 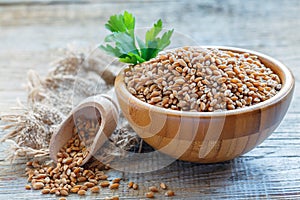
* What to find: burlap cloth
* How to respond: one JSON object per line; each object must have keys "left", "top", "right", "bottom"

{"left": 0, "top": 48, "right": 140, "bottom": 163}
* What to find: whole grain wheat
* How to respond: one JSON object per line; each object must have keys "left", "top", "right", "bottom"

{"left": 124, "top": 47, "right": 281, "bottom": 112}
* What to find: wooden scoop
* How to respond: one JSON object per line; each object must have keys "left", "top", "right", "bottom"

{"left": 49, "top": 91, "right": 119, "bottom": 166}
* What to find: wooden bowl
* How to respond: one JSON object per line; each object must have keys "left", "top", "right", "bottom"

{"left": 114, "top": 46, "right": 295, "bottom": 163}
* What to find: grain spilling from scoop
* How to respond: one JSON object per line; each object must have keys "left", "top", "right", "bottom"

{"left": 25, "top": 117, "right": 176, "bottom": 198}
{"left": 25, "top": 118, "right": 107, "bottom": 197}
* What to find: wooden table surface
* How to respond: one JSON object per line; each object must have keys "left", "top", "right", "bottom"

{"left": 1, "top": 0, "right": 300, "bottom": 199}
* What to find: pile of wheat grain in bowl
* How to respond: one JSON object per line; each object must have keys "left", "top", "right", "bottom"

{"left": 124, "top": 46, "right": 282, "bottom": 112}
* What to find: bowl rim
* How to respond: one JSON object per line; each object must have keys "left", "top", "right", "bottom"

{"left": 115, "top": 46, "right": 295, "bottom": 117}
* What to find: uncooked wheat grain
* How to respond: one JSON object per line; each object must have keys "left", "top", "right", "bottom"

{"left": 124, "top": 47, "right": 282, "bottom": 112}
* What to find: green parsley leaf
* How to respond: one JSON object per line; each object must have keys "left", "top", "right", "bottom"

{"left": 119, "top": 52, "right": 145, "bottom": 64}
{"left": 145, "top": 19, "right": 163, "bottom": 46}
{"left": 100, "top": 11, "right": 173, "bottom": 65}
{"left": 104, "top": 11, "right": 135, "bottom": 37}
